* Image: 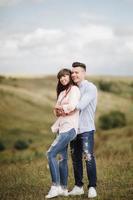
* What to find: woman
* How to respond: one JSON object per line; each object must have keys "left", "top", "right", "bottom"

{"left": 45, "top": 68, "right": 80, "bottom": 199}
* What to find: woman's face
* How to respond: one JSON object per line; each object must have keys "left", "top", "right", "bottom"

{"left": 60, "top": 74, "right": 70, "bottom": 86}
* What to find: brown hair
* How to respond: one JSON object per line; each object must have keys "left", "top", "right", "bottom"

{"left": 56, "top": 68, "right": 75, "bottom": 98}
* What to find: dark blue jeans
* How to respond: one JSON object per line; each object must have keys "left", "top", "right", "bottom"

{"left": 70, "top": 130, "right": 97, "bottom": 188}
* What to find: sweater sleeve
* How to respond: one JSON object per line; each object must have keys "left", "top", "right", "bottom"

{"left": 62, "top": 86, "right": 80, "bottom": 113}
{"left": 76, "top": 83, "right": 97, "bottom": 111}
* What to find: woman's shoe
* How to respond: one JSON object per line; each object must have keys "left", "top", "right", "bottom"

{"left": 58, "top": 186, "right": 68, "bottom": 196}
{"left": 45, "top": 186, "right": 59, "bottom": 199}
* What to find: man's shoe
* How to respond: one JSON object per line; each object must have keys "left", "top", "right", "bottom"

{"left": 88, "top": 187, "right": 97, "bottom": 198}
{"left": 45, "top": 185, "right": 59, "bottom": 199}
{"left": 69, "top": 185, "right": 84, "bottom": 195}
{"left": 58, "top": 186, "right": 68, "bottom": 196}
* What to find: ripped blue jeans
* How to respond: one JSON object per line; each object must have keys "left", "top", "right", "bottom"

{"left": 47, "top": 128, "right": 76, "bottom": 188}
{"left": 70, "top": 130, "right": 97, "bottom": 188}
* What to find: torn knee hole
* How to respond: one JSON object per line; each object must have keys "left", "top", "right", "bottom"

{"left": 58, "top": 154, "right": 67, "bottom": 161}
{"left": 84, "top": 152, "right": 92, "bottom": 161}
{"left": 58, "top": 154, "right": 63, "bottom": 161}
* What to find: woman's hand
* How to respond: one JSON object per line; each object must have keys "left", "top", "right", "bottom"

{"left": 55, "top": 105, "right": 61, "bottom": 109}
{"left": 54, "top": 105, "right": 67, "bottom": 117}
{"left": 53, "top": 106, "right": 63, "bottom": 117}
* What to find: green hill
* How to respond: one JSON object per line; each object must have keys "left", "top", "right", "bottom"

{"left": 0, "top": 75, "right": 133, "bottom": 200}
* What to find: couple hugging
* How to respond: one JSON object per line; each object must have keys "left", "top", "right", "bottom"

{"left": 45, "top": 62, "right": 98, "bottom": 199}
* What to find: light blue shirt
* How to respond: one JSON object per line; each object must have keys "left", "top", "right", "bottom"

{"left": 76, "top": 80, "right": 98, "bottom": 134}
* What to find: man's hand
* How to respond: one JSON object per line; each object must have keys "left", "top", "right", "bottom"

{"left": 67, "top": 108, "right": 77, "bottom": 115}
{"left": 54, "top": 106, "right": 77, "bottom": 117}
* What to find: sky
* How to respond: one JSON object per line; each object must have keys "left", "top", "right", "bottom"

{"left": 0, "top": 0, "right": 133, "bottom": 76}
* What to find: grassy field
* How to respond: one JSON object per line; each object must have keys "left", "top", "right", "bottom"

{"left": 0, "top": 75, "right": 133, "bottom": 200}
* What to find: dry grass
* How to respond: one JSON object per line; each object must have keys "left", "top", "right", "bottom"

{"left": 0, "top": 75, "right": 133, "bottom": 200}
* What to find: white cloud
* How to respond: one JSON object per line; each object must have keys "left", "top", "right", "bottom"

{"left": 0, "top": 23, "right": 133, "bottom": 75}
{"left": 125, "top": 40, "right": 133, "bottom": 51}
{"left": 71, "top": 24, "right": 114, "bottom": 49}
{"left": 19, "top": 28, "right": 65, "bottom": 49}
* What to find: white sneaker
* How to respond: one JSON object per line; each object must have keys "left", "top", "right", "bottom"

{"left": 69, "top": 185, "right": 84, "bottom": 195}
{"left": 45, "top": 185, "right": 59, "bottom": 199}
{"left": 58, "top": 186, "right": 68, "bottom": 196}
{"left": 88, "top": 187, "right": 97, "bottom": 198}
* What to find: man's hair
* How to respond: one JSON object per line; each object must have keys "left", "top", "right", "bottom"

{"left": 72, "top": 62, "right": 86, "bottom": 71}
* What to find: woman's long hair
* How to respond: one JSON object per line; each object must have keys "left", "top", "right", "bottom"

{"left": 56, "top": 68, "right": 75, "bottom": 98}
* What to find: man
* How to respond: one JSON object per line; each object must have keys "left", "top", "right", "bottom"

{"left": 69, "top": 62, "right": 97, "bottom": 198}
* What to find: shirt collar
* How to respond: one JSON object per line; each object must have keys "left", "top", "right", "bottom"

{"left": 79, "top": 80, "right": 87, "bottom": 88}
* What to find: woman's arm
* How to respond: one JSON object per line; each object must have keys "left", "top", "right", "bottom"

{"left": 62, "top": 86, "right": 80, "bottom": 114}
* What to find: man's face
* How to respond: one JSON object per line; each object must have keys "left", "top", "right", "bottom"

{"left": 71, "top": 67, "right": 85, "bottom": 85}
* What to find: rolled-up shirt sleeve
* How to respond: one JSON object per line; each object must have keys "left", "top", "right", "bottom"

{"left": 76, "top": 84, "right": 97, "bottom": 111}
{"left": 62, "top": 86, "right": 80, "bottom": 113}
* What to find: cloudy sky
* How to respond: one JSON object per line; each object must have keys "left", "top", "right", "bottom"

{"left": 0, "top": 0, "right": 133, "bottom": 76}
